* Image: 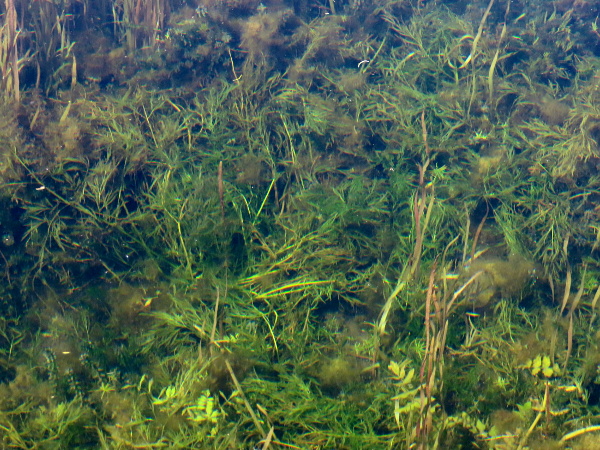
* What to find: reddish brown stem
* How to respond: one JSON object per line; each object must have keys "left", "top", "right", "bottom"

{"left": 218, "top": 161, "right": 225, "bottom": 221}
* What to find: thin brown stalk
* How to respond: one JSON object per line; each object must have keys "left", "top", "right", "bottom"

{"left": 225, "top": 359, "right": 266, "bottom": 439}
{"left": 565, "top": 314, "right": 573, "bottom": 371}
{"left": 416, "top": 254, "right": 481, "bottom": 448}
{"left": 461, "top": 210, "right": 471, "bottom": 265}
{"left": 568, "top": 266, "right": 586, "bottom": 314}
{"left": 71, "top": 55, "right": 77, "bottom": 89}
{"left": 421, "top": 110, "right": 431, "bottom": 156}
{"left": 589, "top": 283, "right": 600, "bottom": 330}
{"left": 410, "top": 187, "right": 434, "bottom": 279}
{"left": 591, "top": 284, "right": 600, "bottom": 311}
{"left": 411, "top": 112, "right": 434, "bottom": 279}
{"left": 544, "top": 381, "right": 551, "bottom": 429}
{"left": 559, "top": 265, "right": 572, "bottom": 315}
{"left": 218, "top": 161, "right": 225, "bottom": 221}
{"left": 420, "top": 263, "right": 437, "bottom": 384}
{"left": 378, "top": 182, "right": 434, "bottom": 335}
{"left": 417, "top": 263, "right": 438, "bottom": 449}
{"left": 210, "top": 287, "right": 220, "bottom": 351}
{"left": 470, "top": 209, "right": 488, "bottom": 262}
{"left": 564, "top": 268, "right": 585, "bottom": 369}
{"left": 548, "top": 273, "right": 556, "bottom": 303}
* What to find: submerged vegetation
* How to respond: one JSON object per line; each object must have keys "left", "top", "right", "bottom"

{"left": 2, "top": 0, "right": 600, "bottom": 448}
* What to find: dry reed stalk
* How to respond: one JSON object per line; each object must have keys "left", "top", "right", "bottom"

{"left": 143, "top": 0, "right": 167, "bottom": 47}
{"left": 120, "top": 0, "right": 167, "bottom": 50}
{"left": 1, "top": 0, "right": 19, "bottom": 101}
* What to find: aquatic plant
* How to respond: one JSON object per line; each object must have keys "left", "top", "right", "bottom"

{"left": 2, "top": 0, "right": 600, "bottom": 448}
